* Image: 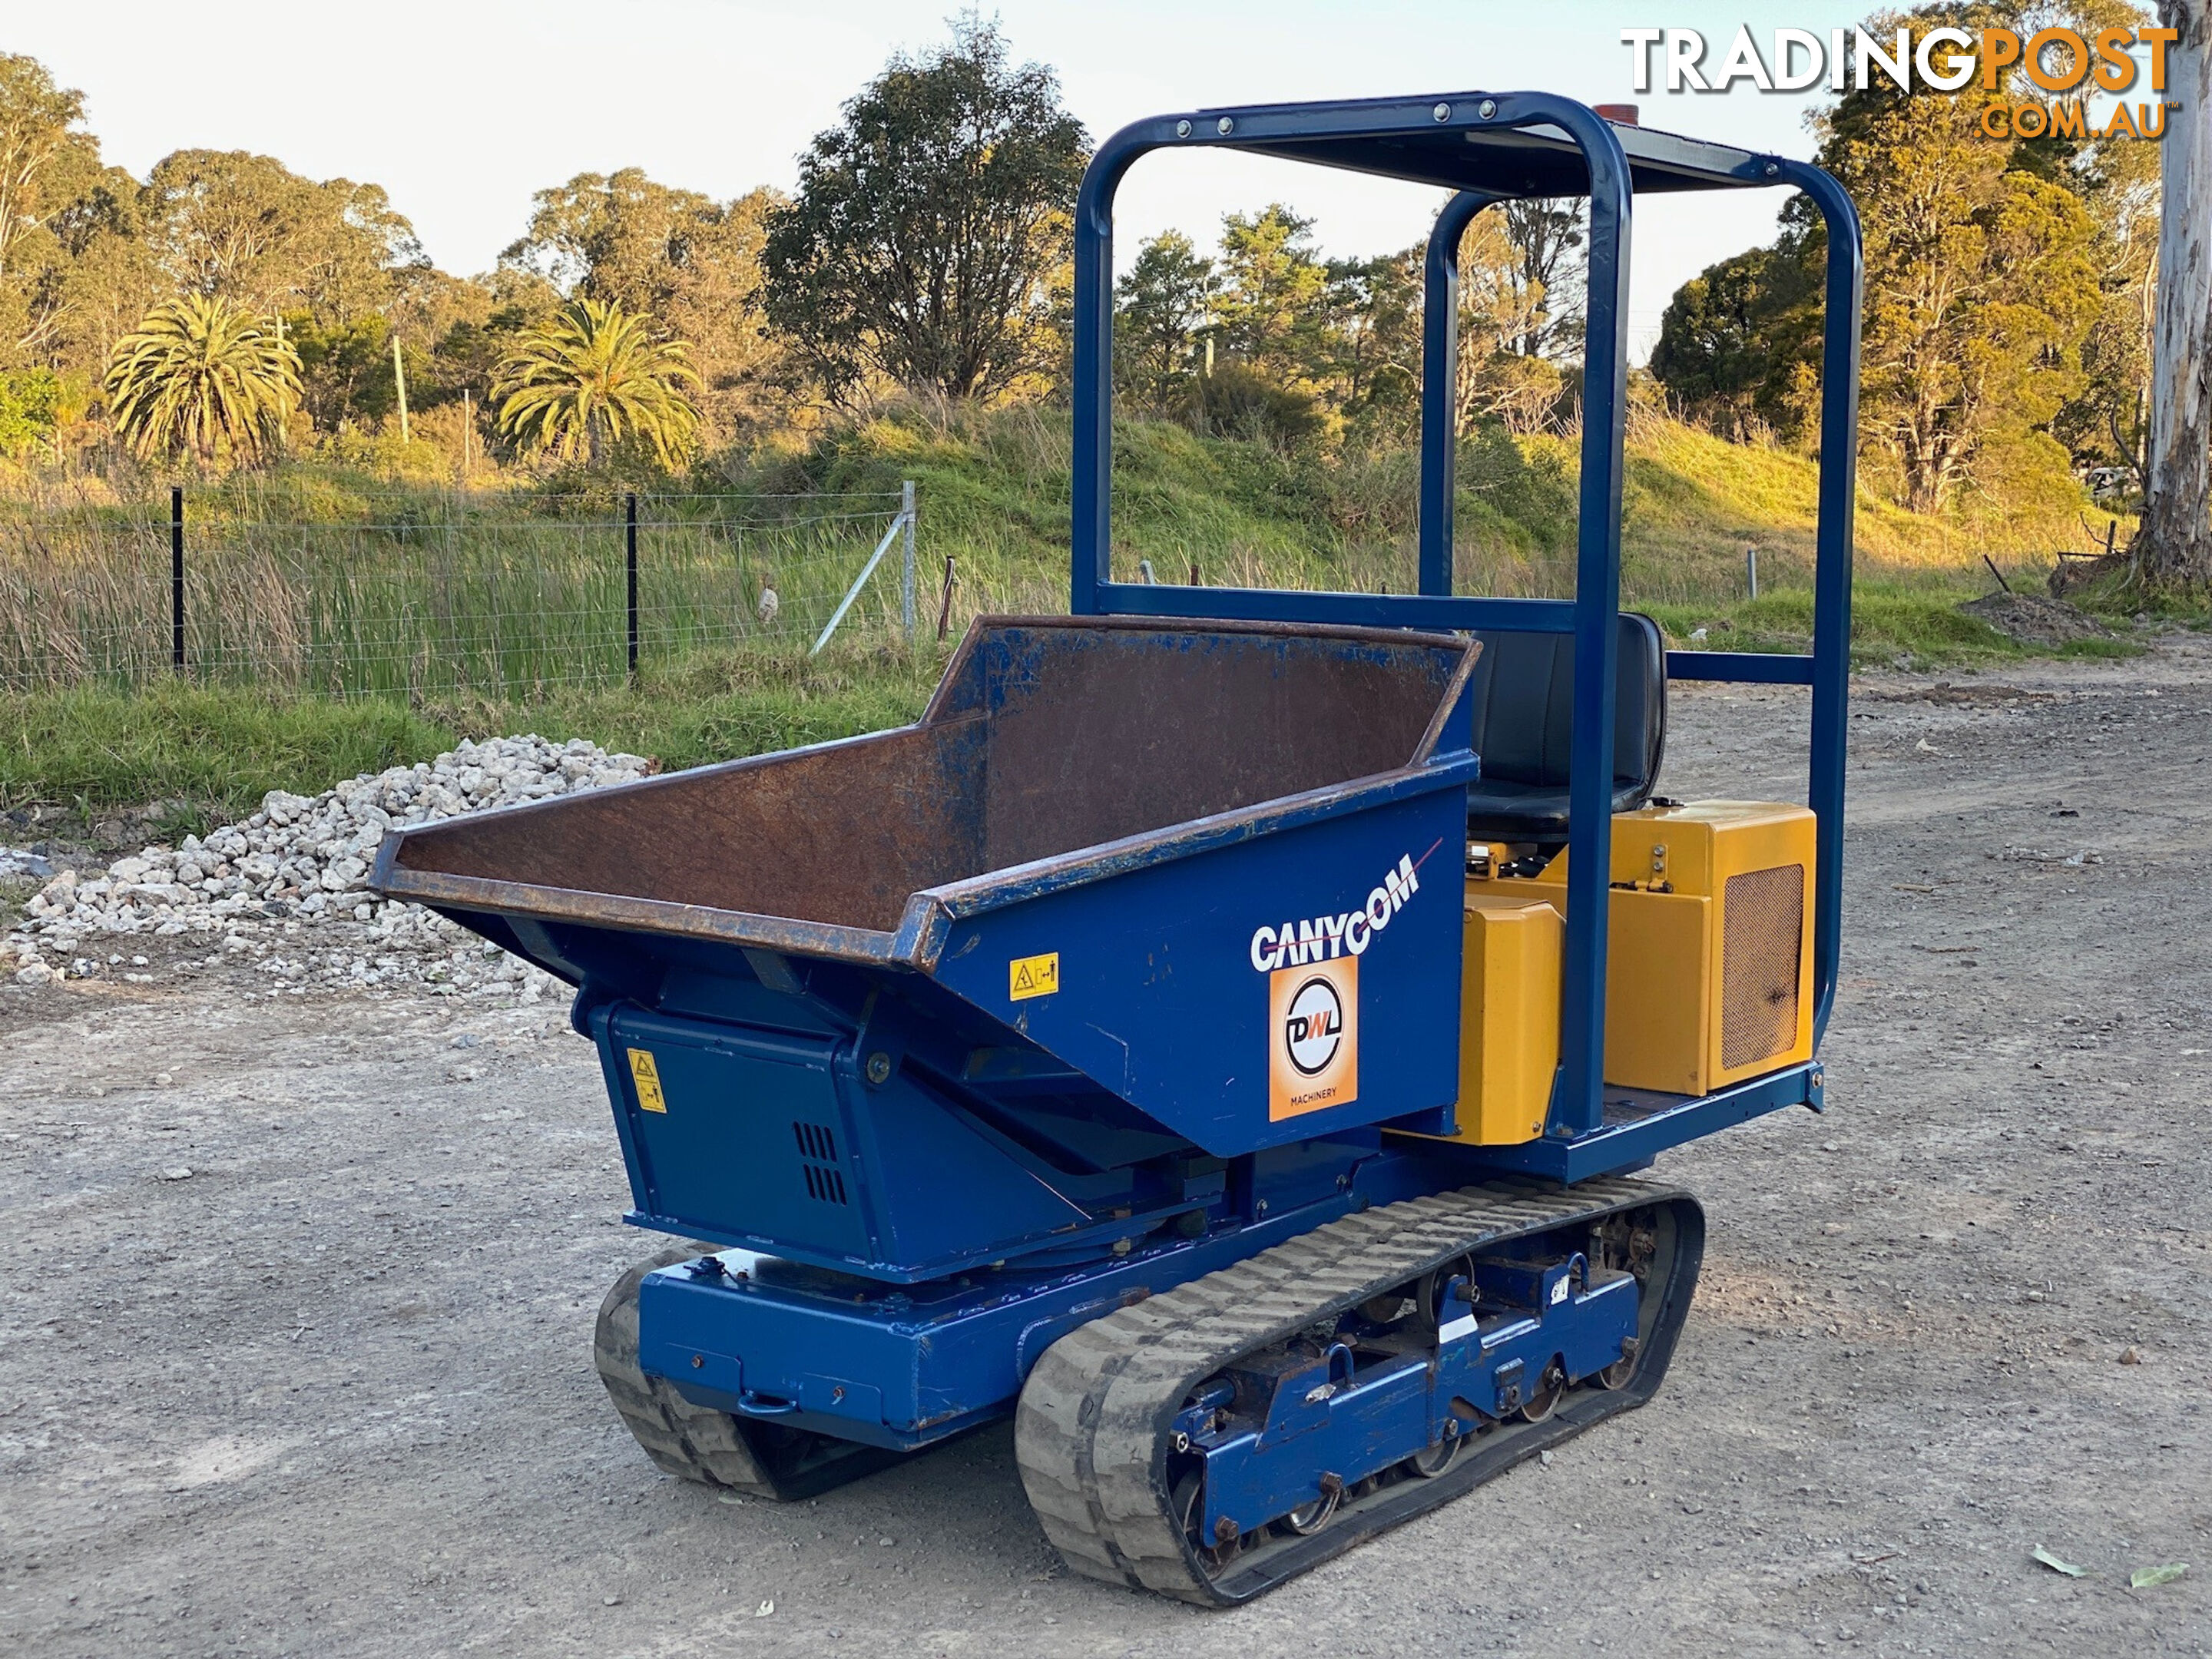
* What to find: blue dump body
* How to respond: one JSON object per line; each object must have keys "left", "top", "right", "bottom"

{"left": 371, "top": 91, "right": 1859, "bottom": 1592}
{"left": 376, "top": 618, "right": 1485, "bottom": 1274}
{"left": 373, "top": 618, "right": 1541, "bottom": 1444}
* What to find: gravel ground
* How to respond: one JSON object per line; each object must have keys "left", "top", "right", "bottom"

{"left": 2, "top": 639, "right": 2209, "bottom": 1658}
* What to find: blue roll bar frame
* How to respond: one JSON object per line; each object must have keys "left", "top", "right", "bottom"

{"left": 1068, "top": 93, "right": 1862, "bottom": 1149}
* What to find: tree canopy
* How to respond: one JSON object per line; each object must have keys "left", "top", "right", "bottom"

{"left": 0, "top": 12, "right": 2184, "bottom": 516}
{"left": 492, "top": 296, "right": 700, "bottom": 469}
{"left": 0, "top": 52, "right": 150, "bottom": 375}
{"left": 1113, "top": 231, "right": 1215, "bottom": 412}
{"left": 502, "top": 168, "right": 779, "bottom": 439}
{"left": 1652, "top": 0, "right": 2142, "bottom": 515}
{"left": 0, "top": 52, "right": 88, "bottom": 356}
{"left": 760, "top": 17, "right": 1089, "bottom": 403}
{"left": 1111, "top": 196, "right": 1582, "bottom": 446}
{"left": 142, "top": 151, "right": 422, "bottom": 324}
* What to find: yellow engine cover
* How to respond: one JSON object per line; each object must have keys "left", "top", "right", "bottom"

{"left": 1406, "top": 800, "right": 1816, "bottom": 1152}
{"left": 1454, "top": 892, "right": 1564, "bottom": 1144}
{"left": 1524, "top": 800, "right": 1816, "bottom": 1095}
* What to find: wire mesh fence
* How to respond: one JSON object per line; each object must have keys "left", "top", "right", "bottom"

{"left": 0, "top": 487, "right": 917, "bottom": 695}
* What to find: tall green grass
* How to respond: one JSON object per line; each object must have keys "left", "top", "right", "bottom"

{"left": 0, "top": 639, "right": 939, "bottom": 829}
{"left": 0, "top": 408, "right": 2110, "bottom": 697}
{"left": 0, "top": 490, "right": 914, "bottom": 694}
{"left": 0, "top": 403, "right": 2147, "bottom": 821}
{"left": 1645, "top": 575, "right": 2144, "bottom": 671}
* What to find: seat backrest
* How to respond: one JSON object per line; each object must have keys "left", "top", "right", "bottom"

{"left": 1466, "top": 612, "right": 1666, "bottom": 799}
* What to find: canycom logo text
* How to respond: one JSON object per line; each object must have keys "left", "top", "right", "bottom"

{"left": 1250, "top": 854, "right": 1421, "bottom": 973}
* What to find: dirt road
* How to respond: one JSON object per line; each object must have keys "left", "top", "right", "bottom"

{"left": 4, "top": 640, "right": 2209, "bottom": 1657}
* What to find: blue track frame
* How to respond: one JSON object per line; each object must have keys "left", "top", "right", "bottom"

{"left": 1068, "top": 93, "right": 1862, "bottom": 1170}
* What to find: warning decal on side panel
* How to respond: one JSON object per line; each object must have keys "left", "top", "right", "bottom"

{"left": 627, "top": 1047, "right": 667, "bottom": 1113}
{"left": 1009, "top": 952, "right": 1060, "bottom": 1001}
{"left": 1269, "top": 955, "right": 1357, "bottom": 1120}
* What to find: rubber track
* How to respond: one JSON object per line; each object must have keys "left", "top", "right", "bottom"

{"left": 1013, "top": 1177, "right": 1700, "bottom": 1605}
{"left": 594, "top": 1246, "right": 902, "bottom": 1501}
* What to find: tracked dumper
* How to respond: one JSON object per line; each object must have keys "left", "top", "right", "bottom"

{"left": 374, "top": 91, "right": 1860, "bottom": 1604}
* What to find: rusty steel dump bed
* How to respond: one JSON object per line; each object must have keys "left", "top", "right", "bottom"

{"left": 374, "top": 616, "right": 1482, "bottom": 1163}
{"left": 376, "top": 615, "right": 1477, "bottom": 967}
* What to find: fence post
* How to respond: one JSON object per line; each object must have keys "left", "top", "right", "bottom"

{"left": 1745, "top": 544, "right": 1759, "bottom": 601}
{"left": 900, "top": 479, "right": 916, "bottom": 641}
{"left": 625, "top": 492, "right": 639, "bottom": 680}
{"left": 812, "top": 510, "right": 912, "bottom": 657}
{"left": 171, "top": 485, "right": 184, "bottom": 675}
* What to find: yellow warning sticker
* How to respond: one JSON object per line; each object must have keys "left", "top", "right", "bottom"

{"left": 627, "top": 1047, "right": 667, "bottom": 1113}
{"left": 1008, "top": 952, "right": 1060, "bottom": 1001}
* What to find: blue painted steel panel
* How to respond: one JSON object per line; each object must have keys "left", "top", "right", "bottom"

{"left": 834, "top": 1062, "right": 1093, "bottom": 1266}
{"left": 598, "top": 1001, "right": 1137, "bottom": 1280}
{"left": 1665, "top": 650, "right": 1816, "bottom": 685}
{"left": 636, "top": 1161, "right": 1391, "bottom": 1447}
{"left": 1194, "top": 1260, "right": 1638, "bottom": 1536}
{"left": 930, "top": 786, "right": 1469, "bottom": 1157}
{"left": 604, "top": 1009, "right": 873, "bottom": 1259}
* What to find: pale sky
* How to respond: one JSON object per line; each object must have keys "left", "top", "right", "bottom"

{"left": 8, "top": 4, "right": 1865, "bottom": 356}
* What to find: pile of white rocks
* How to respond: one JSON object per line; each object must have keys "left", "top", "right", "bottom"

{"left": 5, "top": 734, "right": 651, "bottom": 998}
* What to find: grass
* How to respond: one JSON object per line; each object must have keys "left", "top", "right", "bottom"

{"left": 0, "top": 402, "right": 2171, "bottom": 824}
{"left": 1646, "top": 573, "right": 2148, "bottom": 671}
{"left": 0, "top": 641, "right": 939, "bottom": 833}
{"left": 0, "top": 491, "right": 913, "bottom": 695}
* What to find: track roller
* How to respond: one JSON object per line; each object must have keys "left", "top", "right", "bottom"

{"left": 1013, "top": 1178, "right": 1704, "bottom": 1604}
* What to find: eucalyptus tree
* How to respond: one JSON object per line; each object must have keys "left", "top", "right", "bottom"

{"left": 760, "top": 18, "right": 1088, "bottom": 403}
{"left": 2137, "top": 0, "right": 2211, "bottom": 584}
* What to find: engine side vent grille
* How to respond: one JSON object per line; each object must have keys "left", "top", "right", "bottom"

{"left": 1721, "top": 864, "right": 1803, "bottom": 1070}
{"left": 793, "top": 1121, "right": 847, "bottom": 1204}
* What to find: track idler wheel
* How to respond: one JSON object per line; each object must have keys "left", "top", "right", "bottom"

{"left": 1518, "top": 1359, "right": 1567, "bottom": 1423}
{"left": 1594, "top": 1340, "right": 1641, "bottom": 1390}
{"left": 1282, "top": 1473, "right": 1343, "bottom": 1535}
{"left": 1172, "top": 1472, "right": 1247, "bottom": 1580}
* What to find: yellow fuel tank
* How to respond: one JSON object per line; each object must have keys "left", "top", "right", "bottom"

{"left": 1422, "top": 801, "right": 1816, "bottom": 1147}
{"left": 1453, "top": 891, "right": 1564, "bottom": 1144}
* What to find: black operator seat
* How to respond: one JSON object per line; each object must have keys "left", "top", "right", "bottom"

{"left": 1463, "top": 612, "right": 1667, "bottom": 845}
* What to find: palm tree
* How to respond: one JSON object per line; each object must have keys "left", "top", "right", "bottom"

{"left": 103, "top": 295, "right": 302, "bottom": 465}
{"left": 492, "top": 298, "right": 701, "bottom": 469}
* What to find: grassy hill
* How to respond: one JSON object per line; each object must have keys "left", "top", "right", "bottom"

{"left": 0, "top": 406, "right": 2137, "bottom": 831}
{"left": 752, "top": 400, "right": 2092, "bottom": 615}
